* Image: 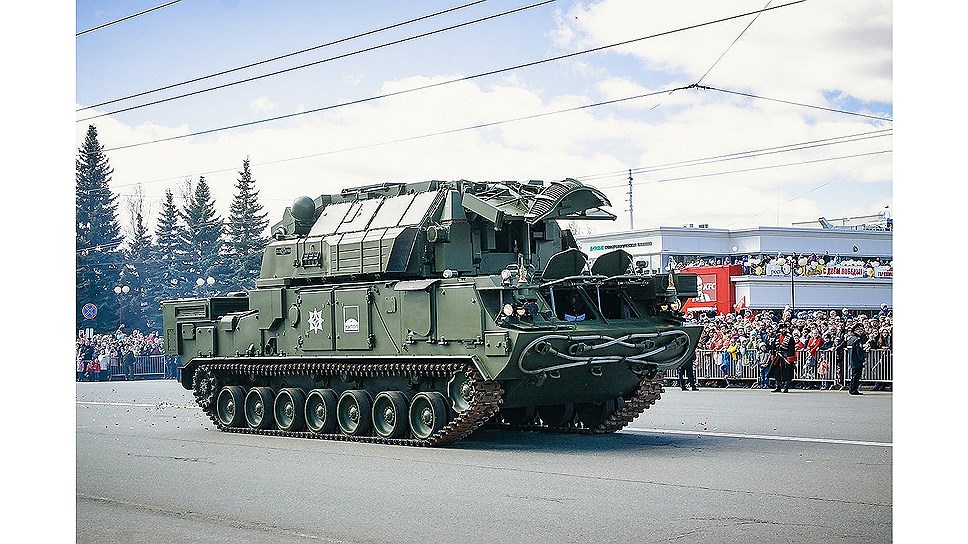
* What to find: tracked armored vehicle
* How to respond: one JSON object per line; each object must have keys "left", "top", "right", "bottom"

{"left": 163, "top": 178, "right": 701, "bottom": 446}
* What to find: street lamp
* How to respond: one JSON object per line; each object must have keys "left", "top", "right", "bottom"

{"left": 196, "top": 276, "right": 215, "bottom": 295}
{"left": 114, "top": 284, "right": 130, "bottom": 328}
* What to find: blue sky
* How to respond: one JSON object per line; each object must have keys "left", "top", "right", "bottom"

{"left": 72, "top": 0, "right": 894, "bottom": 236}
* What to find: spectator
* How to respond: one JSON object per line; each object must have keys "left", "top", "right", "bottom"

{"left": 818, "top": 333, "right": 834, "bottom": 390}
{"left": 86, "top": 351, "right": 101, "bottom": 382}
{"left": 755, "top": 342, "right": 771, "bottom": 388}
{"left": 677, "top": 352, "right": 699, "bottom": 391}
{"left": 804, "top": 331, "right": 823, "bottom": 384}
{"left": 123, "top": 348, "right": 136, "bottom": 381}
{"left": 720, "top": 338, "right": 738, "bottom": 388}
{"left": 76, "top": 341, "right": 86, "bottom": 382}
{"left": 97, "top": 349, "right": 110, "bottom": 382}
{"left": 846, "top": 322, "right": 868, "bottom": 396}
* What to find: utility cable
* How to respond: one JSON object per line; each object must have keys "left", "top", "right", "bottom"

{"left": 85, "top": 89, "right": 886, "bottom": 194}
{"left": 99, "top": 1, "right": 806, "bottom": 150}
{"left": 90, "top": 84, "right": 691, "bottom": 189}
{"left": 77, "top": 0, "right": 488, "bottom": 112}
{"left": 595, "top": 150, "right": 891, "bottom": 190}
{"left": 698, "top": 85, "right": 892, "bottom": 122}
{"left": 695, "top": 0, "right": 773, "bottom": 86}
{"left": 76, "top": 0, "right": 182, "bottom": 37}
{"left": 723, "top": 156, "right": 882, "bottom": 228}
{"left": 576, "top": 129, "right": 891, "bottom": 182}
{"left": 78, "top": 0, "right": 556, "bottom": 122}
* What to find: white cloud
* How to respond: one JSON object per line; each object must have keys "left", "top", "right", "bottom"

{"left": 248, "top": 96, "right": 279, "bottom": 113}
{"left": 556, "top": 0, "right": 892, "bottom": 103}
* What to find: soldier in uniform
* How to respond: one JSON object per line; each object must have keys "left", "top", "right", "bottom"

{"left": 769, "top": 321, "right": 797, "bottom": 393}
{"left": 846, "top": 323, "right": 868, "bottom": 395}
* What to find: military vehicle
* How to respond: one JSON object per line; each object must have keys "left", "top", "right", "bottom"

{"left": 163, "top": 178, "right": 701, "bottom": 446}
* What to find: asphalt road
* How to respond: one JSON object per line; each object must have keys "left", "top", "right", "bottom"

{"left": 76, "top": 380, "right": 892, "bottom": 544}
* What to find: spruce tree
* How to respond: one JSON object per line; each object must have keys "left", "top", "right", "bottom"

{"left": 225, "top": 158, "right": 269, "bottom": 291}
{"left": 152, "top": 188, "right": 187, "bottom": 308}
{"left": 121, "top": 187, "right": 153, "bottom": 332}
{"left": 76, "top": 124, "right": 123, "bottom": 332}
{"left": 181, "top": 176, "right": 225, "bottom": 296}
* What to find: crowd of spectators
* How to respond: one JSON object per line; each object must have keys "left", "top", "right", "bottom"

{"left": 75, "top": 326, "right": 166, "bottom": 381}
{"left": 689, "top": 305, "right": 892, "bottom": 352}
{"left": 685, "top": 304, "right": 893, "bottom": 389}
{"left": 680, "top": 251, "right": 892, "bottom": 277}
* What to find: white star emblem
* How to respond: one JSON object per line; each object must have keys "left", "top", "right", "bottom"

{"left": 308, "top": 308, "right": 324, "bottom": 333}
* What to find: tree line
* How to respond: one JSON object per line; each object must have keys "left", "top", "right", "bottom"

{"left": 76, "top": 124, "right": 270, "bottom": 334}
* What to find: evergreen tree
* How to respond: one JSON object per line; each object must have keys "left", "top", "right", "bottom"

{"left": 121, "top": 187, "right": 153, "bottom": 332}
{"left": 225, "top": 158, "right": 269, "bottom": 291}
{"left": 76, "top": 124, "right": 123, "bottom": 332}
{"left": 152, "top": 188, "right": 188, "bottom": 309}
{"left": 180, "top": 176, "right": 225, "bottom": 296}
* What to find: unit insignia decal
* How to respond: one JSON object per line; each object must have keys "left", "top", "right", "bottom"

{"left": 308, "top": 308, "right": 324, "bottom": 333}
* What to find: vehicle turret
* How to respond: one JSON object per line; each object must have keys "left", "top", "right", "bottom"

{"left": 257, "top": 179, "right": 616, "bottom": 287}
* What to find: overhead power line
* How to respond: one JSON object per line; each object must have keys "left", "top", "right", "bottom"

{"left": 86, "top": 85, "right": 886, "bottom": 198}
{"left": 76, "top": 0, "right": 182, "bottom": 37}
{"left": 77, "top": 0, "right": 489, "bottom": 112}
{"left": 698, "top": 85, "right": 893, "bottom": 122}
{"left": 596, "top": 150, "right": 892, "bottom": 191}
{"left": 725, "top": 156, "right": 883, "bottom": 228}
{"left": 696, "top": 0, "right": 773, "bottom": 85}
{"left": 78, "top": 0, "right": 556, "bottom": 122}
{"left": 100, "top": 0, "right": 806, "bottom": 151}
{"left": 576, "top": 129, "right": 892, "bottom": 182}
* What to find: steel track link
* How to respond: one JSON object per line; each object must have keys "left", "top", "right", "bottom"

{"left": 193, "top": 361, "right": 504, "bottom": 447}
{"left": 491, "top": 371, "right": 666, "bottom": 435}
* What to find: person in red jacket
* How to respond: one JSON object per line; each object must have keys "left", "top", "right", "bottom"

{"left": 805, "top": 330, "right": 823, "bottom": 384}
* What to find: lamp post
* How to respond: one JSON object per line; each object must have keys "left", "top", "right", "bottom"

{"left": 196, "top": 276, "right": 215, "bottom": 296}
{"left": 114, "top": 284, "right": 130, "bottom": 328}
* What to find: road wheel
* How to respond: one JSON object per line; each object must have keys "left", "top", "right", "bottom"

{"left": 273, "top": 388, "right": 306, "bottom": 432}
{"left": 215, "top": 386, "right": 245, "bottom": 427}
{"left": 244, "top": 387, "right": 276, "bottom": 430}
{"left": 337, "top": 390, "right": 372, "bottom": 436}
{"left": 372, "top": 391, "right": 410, "bottom": 439}
{"left": 409, "top": 392, "right": 448, "bottom": 440}
{"left": 305, "top": 389, "right": 338, "bottom": 434}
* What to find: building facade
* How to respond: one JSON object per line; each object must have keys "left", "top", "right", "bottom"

{"left": 576, "top": 225, "right": 892, "bottom": 312}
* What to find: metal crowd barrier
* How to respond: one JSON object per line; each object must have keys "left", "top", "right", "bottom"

{"left": 672, "top": 348, "right": 892, "bottom": 389}
{"left": 98, "top": 355, "right": 182, "bottom": 381}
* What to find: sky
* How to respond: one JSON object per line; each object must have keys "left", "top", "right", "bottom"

{"left": 71, "top": 0, "right": 894, "bottom": 239}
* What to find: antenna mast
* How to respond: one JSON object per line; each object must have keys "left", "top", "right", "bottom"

{"left": 627, "top": 169, "right": 634, "bottom": 230}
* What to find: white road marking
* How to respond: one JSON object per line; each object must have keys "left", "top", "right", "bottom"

{"left": 623, "top": 427, "right": 892, "bottom": 447}
{"left": 76, "top": 400, "right": 197, "bottom": 409}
